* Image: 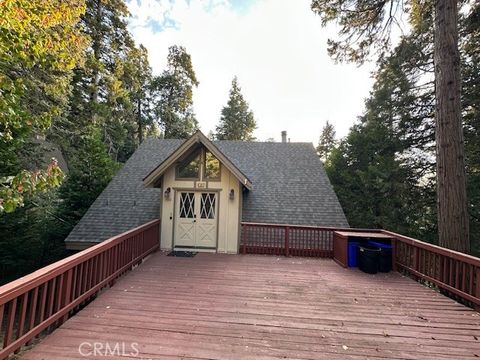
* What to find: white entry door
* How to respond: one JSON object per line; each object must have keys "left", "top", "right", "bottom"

{"left": 175, "top": 191, "right": 217, "bottom": 249}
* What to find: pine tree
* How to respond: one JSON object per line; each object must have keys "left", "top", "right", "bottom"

{"left": 317, "top": 121, "right": 336, "bottom": 162}
{"left": 215, "top": 77, "right": 256, "bottom": 141}
{"left": 311, "top": 0, "right": 470, "bottom": 252}
{"left": 57, "top": 127, "right": 120, "bottom": 226}
{"left": 151, "top": 46, "right": 199, "bottom": 139}
{"left": 123, "top": 45, "right": 154, "bottom": 145}
{"left": 52, "top": 0, "right": 142, "bottom": 162}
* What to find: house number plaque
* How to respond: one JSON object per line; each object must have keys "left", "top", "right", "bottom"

{"left": 196, "top": 181, "right": 207, "bottom": 189}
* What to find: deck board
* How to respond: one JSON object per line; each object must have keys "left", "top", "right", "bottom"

{"left": 21, "top": 253, "right": 480, "bottom": 359}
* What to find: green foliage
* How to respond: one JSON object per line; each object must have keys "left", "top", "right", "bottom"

{"left": 0, "top": 0, "right": 87, "bottom": 141}
{"left": 215, "top": 77, "right": 256, "bottom": 141}
{"left": 0, "top": 191, "right": 68, "bottom": 284}
{"left": 58, "top": 127, "right": 120, "bottom": 225}
{"left": 310, "top": 0, "right": 401, "bottom": 62}
{"left": 462, "top": 5, "right": 480, "bottom": 255}
{"left": 317, "top": 121, "right": 336, "bottom": 162}
{"left": 52, "top": 0, "right": 146, "bottom": 162}
{"left": 0, "top": 160, "right": 64, "bottom": 214}
{"left": 152, "top": 45, "right": 199, "bottom": 139}
{"left": 122, "top": 45, "right": 155, "bottom": 144}
{"left": 0, "top": 0, "right": 87, "bottom": 214}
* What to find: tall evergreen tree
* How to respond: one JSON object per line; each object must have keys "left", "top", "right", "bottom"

{"left": 123, "top": 45, "right": 154, "bottom": 145}
{"left": 324, "top": 2, "right": 480, "bottom": 254}
{"left": 311, "top": 0, "right": 470, "bottom": 252}
{"left": 317, "top": 121, "right": 336, "bottom": 162}
{"left": 215, "top": 77, "right": 256, "bottom": 141}
{"left": 52, "top": 0, "right": 141, "bottom": 162}
{"left": 56, "top": 127, "right": 120, "bottom": 228}
{"left": 151, "top": 46, "right": 199, "bottom": 139}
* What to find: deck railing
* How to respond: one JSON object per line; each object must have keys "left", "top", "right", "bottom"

{"left": 385, "top": 230, "right": 480, "bottom": 310}
{"left": 240, "top": 222, "right": 375, "bottom": 258}
{"left": 0, "top": 219, "right": 160, "bottom": 359}
{"left": 241, "top": 222, "right": 480, "bottom": 311}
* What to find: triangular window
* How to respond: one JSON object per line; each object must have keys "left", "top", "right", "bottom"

{"left": 176, "top": 152, "right": 201, "bottom": 179}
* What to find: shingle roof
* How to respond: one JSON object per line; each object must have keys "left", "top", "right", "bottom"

{"left": 65, "top": 138, "right": 348, "bottom": 244}
{"left": 216, "top": 141, "right": 349, "bottom": 226}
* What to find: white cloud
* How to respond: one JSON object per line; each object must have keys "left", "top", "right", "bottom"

{"left": 127, "top": 0, "right": 376, "bottom": 143}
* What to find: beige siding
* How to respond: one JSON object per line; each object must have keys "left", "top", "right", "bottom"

{"left": 160, "top": 162, "right": 241, "bottom": 253}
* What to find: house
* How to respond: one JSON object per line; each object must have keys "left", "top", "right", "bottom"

{"left": 64, "top": 130, "right": 348, "bottom": 252}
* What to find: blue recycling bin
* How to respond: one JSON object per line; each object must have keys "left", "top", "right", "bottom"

{"left": 368, "top": 240, "right": 392, "bottom": 272}
{"left": 347, "top": 241, "right": 359, "bottom": 267}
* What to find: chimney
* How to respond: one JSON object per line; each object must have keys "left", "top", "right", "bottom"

{"left": 281, "top": 131, "right": 287, "bottom": 143}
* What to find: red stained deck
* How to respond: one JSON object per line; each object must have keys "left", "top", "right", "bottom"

{"left": 22, "top": 252, "right": 480, "bottom": 359}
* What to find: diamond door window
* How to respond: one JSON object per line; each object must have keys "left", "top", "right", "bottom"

{"left": 179, "top": 192, "right": 195, "bottom": 218}
{"left": 200, "top": 193, "right": 216, "bottom": 219}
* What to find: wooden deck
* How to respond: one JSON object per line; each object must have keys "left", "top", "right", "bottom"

{"left": 22, "top": 252, "right": 480, "bottom": 359}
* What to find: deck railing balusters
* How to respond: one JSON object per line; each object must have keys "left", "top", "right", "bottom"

{"left": 0, "top": 219, "right": 160, "bottom": 359}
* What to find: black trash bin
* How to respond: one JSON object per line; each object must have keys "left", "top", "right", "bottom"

{"left": 358, "top": 245, "right": 381, "bottom": 274}
{"left": 368, "top": 241, "right": 392, "bottom": 272}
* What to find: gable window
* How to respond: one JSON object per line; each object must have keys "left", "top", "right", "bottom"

{"left": 177, "top": 153, "right": 200, "bottom": 179}
{"left": 205, "top": 151, "right": 220, "bottom": 180}
{"left": 175, "top": 148, "right": 221, "bottom": 181}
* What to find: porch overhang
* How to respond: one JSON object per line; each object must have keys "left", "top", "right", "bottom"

{"left": 143, "top": 130, "right": 253, "bottom": 190}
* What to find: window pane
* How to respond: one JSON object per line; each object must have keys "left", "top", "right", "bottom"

{"left": 177, "top": 154, "right": 200, "bottom": 178}
{"left": 205, "top": 151, "right": 220, "bottom": 179}
{"left": 200, "top": 193, "right": 216, "bottom": 219}
{"left": 180, "top": 192, "right": 195, "bottom": 218}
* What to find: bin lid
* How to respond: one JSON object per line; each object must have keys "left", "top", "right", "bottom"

{"left": 334, "top": 231, "right": 392, "bottom": 239}
{"left": 359, "top": 245, "right": 381, "bottom": 252}
{"left": 368, "top": 240, "right": 393, "bottom": 249}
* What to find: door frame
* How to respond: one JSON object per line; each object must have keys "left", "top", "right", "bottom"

{"left": 172, "top": 188, "right": 221, "bottom": 251}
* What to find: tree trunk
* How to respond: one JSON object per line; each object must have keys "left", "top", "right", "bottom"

{"left": 90, "top": 0, "right": 102, "bottom": 105}
{"left": 434, "top": 0, "right": 469, "bottom": 253}
{"left": 137, "top": 99, "right": 143, "bottom": 144}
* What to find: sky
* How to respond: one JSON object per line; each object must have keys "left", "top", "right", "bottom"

{"left": 126, "top": 0, "right": 377, "bottom": 144}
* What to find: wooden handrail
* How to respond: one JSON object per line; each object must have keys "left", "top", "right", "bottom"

{"left": 384, "top": 229, "right": 480, "bottom": 309}
{"left": 241, "top": 221, "right": 378, "bottom": 232}
{"left": 0, "top": 219, "right": 160, "bottom": 359}
{"left": 382, "top": 230, "right": 480, "bottom": 267}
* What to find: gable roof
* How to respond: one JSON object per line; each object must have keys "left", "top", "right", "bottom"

{"left": 143, "top": 130, "right": 252, "bottom": 190}
{"left": 65, "top": 138, "right": 348, "bottom": 245}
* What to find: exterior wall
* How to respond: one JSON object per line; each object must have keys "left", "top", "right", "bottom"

{"left": 160, "top": 162, "right": 241, "bottom": 253}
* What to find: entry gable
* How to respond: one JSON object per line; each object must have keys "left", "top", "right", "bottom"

{"left": 143, "top": 130, "right": 253, "bottom": 190}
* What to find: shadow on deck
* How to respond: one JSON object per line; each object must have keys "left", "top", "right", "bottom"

{"left": 21, "top": 252, "right": 480, "bottom": 359}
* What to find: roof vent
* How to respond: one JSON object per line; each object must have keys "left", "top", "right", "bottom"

{"left": 281, "top": 131, "right": 287, "bottom": 143}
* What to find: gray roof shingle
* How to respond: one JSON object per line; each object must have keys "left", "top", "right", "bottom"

{"left": 65, "top": 138, "right": 348, "bottom": 244}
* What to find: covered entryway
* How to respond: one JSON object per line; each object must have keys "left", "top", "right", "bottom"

{"left": 174, "top": 191, "right": 218, "bottom": 249}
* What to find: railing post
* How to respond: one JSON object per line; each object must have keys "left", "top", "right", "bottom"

{"left": 242, "top": 224, "right": 247, "bottom": 254}
{"left": 475, "top": 267, "right": 480, "bottom": 312}
{"left": 391, "top": 237, "right": 397, "bottom": 272}
{"left": 61, "top": 269, "right": 73, "bottom": 323}
{"left": 285, "top": 226, "right": 290, "bottom": 257}
{"left": 413, "top": 246, "right": 419, "bottom": 272}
